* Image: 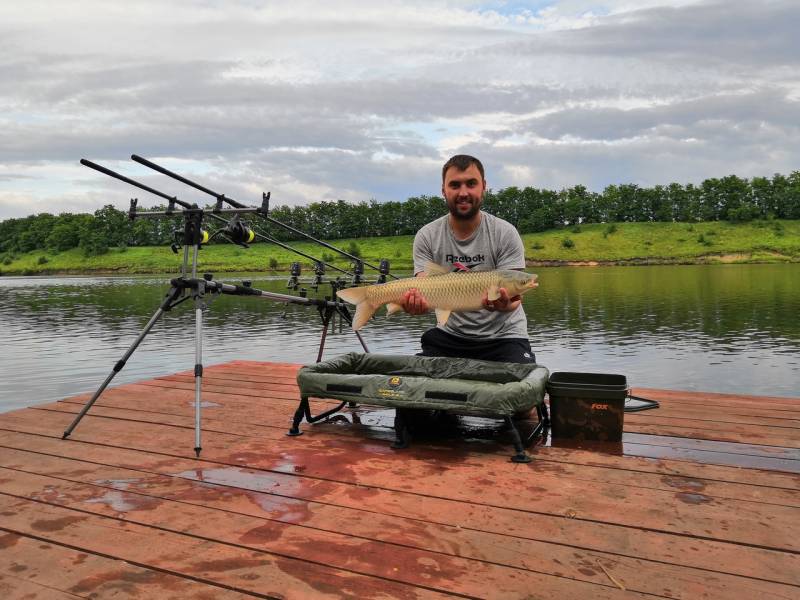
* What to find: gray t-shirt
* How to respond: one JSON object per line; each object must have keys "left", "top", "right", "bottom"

{"left": 412, "top": 211, "right": 529, "bottom": 339}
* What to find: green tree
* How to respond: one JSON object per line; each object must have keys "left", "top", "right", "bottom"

{"left": 46, "top": 215, "right": 89, "bottom": 251}
{"left": 751, "top": 176, "right": 774, "bottom": 219}
{"left": 718, "top": 175, "right": 753, "bottom": 221}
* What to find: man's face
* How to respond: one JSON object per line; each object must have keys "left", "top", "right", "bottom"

{"left": 442, "top": 164, "right": 486, "bottom": 221}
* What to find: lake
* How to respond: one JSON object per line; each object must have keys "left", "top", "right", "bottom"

{"left": 0, "top": 263, "right": 798, "bottom": 413}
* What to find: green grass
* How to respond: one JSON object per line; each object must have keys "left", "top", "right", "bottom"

{"left": 523, "top": 220, "right": 800, "bottom": 264}
{"left": 0, "top": 235, "right": 417, "bottom": 276}
{"left": 1, "top": 221, "right": 798, "bottom": 276}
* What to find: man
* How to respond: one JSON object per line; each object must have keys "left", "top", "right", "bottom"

{"left": 400, "top": 154, "right": 535, "bottom": 363}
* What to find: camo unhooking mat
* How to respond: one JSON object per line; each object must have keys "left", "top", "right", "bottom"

{"left": 296, "top": 352, "right": 549, "bottom": 417}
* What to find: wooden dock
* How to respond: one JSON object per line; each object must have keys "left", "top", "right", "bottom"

{"left": 0, "top": 360, "right": 798, "bottom": 599}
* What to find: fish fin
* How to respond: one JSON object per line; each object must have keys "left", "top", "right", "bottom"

{"left": 487, "top": 285, "right": 501, "bottom": 301}
{"left": 424, "top": 261, "right": 451, "bottom": 276}
{"left": 434, "top": 308, "right": 452, "bottom": 326}
{"left": 386, "top": 302, "right": 403, "bottom": 315}
{"left": 352, "top": 302, "right": 377, "bottom": 330}
{"left": 336, "top": 286, "right": 368, "bottom": 304}
{"left": 336, "top": 286, "right": 375, "bottom": 330}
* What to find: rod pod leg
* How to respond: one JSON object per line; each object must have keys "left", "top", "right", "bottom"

{"left": 62, "top": 302, "right": 170, "bottom": 440}
{"left": 316, "top": 307, "right": 334, "bottom": 363}
{"left": 193, "top": 303, "right": 203, "bottom": 457}
{"left": 391, "top": 408, "right": 411, "bottom": 450}
{"left": 288, "top": 397, "right": 310, "bottom": 436}
{"left": 505, "top": 416, "right": 532, "bottom": 463}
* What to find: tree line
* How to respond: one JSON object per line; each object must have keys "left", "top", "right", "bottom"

{"left": 1, "top": 171, "right": 798, "bottom": 257}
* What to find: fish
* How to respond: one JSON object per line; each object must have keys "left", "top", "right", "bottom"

{"left": 335, "top": 262, "right": 538, "bottom": 330}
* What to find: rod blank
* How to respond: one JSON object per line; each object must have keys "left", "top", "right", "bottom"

{"left": 81, "top": 159, "right": 192, "bottom": 209}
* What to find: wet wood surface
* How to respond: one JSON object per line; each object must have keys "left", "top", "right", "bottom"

{"left": 1, "top": 360, "right": 798, "bottom": 599}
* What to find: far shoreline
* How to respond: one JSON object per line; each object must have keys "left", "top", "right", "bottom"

{"left": 3, "top": 253, "right": 798, "bottom": 278}
{"left": 2, "top": 220, "right": 798, "bottom": 277}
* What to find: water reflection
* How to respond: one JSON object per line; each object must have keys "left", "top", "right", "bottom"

{"left": 0, "top": 263, "right": 798, "bottom": 412}
{"left": 526, "top": 264, "right": 799, "bottom": 398}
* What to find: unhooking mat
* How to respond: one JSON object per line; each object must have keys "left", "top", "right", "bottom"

{"left": 296, "top": 352, "right": 549, "bottom": 417}
{"left": 290, "top": 352, "right": 551, "bottom": 462}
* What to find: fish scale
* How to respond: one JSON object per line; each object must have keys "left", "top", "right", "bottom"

{"left": 336, "top": 266, "right": 538, "bottom": 330}
{"left": 369, "top": 271, "right": 506, "bottom": 311}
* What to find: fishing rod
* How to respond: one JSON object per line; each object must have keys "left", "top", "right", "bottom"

{"left": 80, "top": 159, "right": 260, "bottom": 219}
{"left": 81, "top": 159, "right": 266, "bottom": 277}
{"left": 80, "top": 159, "right": 364, "bottom": 311}
{"left": 202, "top": 211, "right": 353, "bottom": 278}
{"left": 198, "top": 216, "right": 348, "bottom": 292}
{"left": 130, "top": 154, "right": 398, "bottom": 280}
{"left": 67, "top": 158, "right": 370, "bottom": 456}
{"left": 82, "top": 158, "right": 352, "bottom": 278}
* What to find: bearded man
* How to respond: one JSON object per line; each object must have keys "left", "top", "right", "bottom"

{"left": 400, "top": 154, "right": 535, "bottom": 363}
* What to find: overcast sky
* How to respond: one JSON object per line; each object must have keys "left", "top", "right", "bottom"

{"left": 0, "top": 0, "right": 797, "bottom": 219}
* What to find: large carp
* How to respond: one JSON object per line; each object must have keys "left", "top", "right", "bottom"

{"left": 336, "top": 263, "right": 538, "bottom": 330}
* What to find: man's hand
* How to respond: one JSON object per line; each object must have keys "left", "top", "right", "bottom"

{"left": 482, "top": 287, "right": 521, "bottom": 313}
{"left": 401, "top": 288, "right": 430, "bottom": 315}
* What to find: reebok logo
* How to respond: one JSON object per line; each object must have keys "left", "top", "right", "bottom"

{"left": 446, "top": 253, "right": 485, "bottom": 264}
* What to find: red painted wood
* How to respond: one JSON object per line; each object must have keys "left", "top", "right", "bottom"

{"left": 0, "top": 531, "right": 257, "bottom": 599}
{"left": 1, "top": 361, "right": 798, "bottom": 599}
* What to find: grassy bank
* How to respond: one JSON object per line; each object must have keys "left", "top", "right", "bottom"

{"left": 1, "top": 220, "right": 797, "bottom": 276}
{"left": 523, "top": 220, "right": 799, "bottom": 265}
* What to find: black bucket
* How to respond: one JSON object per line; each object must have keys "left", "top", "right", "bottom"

{"left": 546, "top": 372, "right": 628, "bottom": 442}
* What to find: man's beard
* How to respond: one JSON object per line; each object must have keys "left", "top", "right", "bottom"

{"left": 449, "top": 199, "right": 481, "bottom": 220}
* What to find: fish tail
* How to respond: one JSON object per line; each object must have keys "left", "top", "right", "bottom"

{"left": 351, "top": 302, "right": 378, "bottom": 330}
{"left": 336, "top": 286, "right": 377, "bottom": 330}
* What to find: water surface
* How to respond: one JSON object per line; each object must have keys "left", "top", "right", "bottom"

{"left": 0, "top": 263, "right": 797, "bottom": 412}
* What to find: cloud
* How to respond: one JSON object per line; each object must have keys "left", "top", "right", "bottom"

{"left": 1, "top": 1, "right": 798, "bottom": 219}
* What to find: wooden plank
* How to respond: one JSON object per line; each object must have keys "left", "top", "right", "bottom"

{"left": 37, "top": 395, "right": 800, "bottom": 491}
{"left": 0, "top": 495, "right": 454, "bottom": 600}
{"left": 61, "top": 382, "right": 337, "bottom": 412}
{"left": 0, "top": 466, "right": 668, "bottom": 599}
{"left": 3, "top": 361, "right": 800, "bottom": 599}
{"left": 0, "top": 531, "right": 257, "bottom": 599}
{"left": 55, "top": 379, "right": 800, "bottom": 484}
{"left": 634, "top": 388, "right": 800, "bottom": 411}
{"left": 0, "top": 575, "right": 83, "bottom": 600}
{"left": 51, "top": 390, "right": 800, "bottom": 460}
{"left": 2, "top": 451, "right": 799, "bottom": 599}
{"left": 622, "top": 422, "right": 800, "bottom": 448}
{"left": 39, "top": 398, "right": 800, "bottom": 506}
{"left": 55, "top": 391, "right": 800, "bottom": 454}
{"left": 73, "top": 375, "right": 800, "bottom": 455}
{"left": 139, "top": 371, "right": 800, "bottom": 444}
{"left": 624, "top": 401, "right": 800, "bottom": 426}
{"left": 1, "top": 430, "right": 794, "bottom": 590}
{"left": 622, "top": 433, "right": 800, "bottom": 461}
{"left": 626, "top": 410, "right": 800, "bottom": 432}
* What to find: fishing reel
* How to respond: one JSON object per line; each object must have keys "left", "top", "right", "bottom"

{"left": 222, "top": 215, "right": 255, "bottom": 247}
{"left": 280, "top": 271, "right": 307, "bottom": 318}
{"left": 287, "top": 261, "right": 302, "bottom": 290}
{"left": 376, "top": 259, "right": 390, "bottom": 284}
{"left": 311, "top": 261, "right": 326, "bottom": 291}
{"left": 327, "top": 276, "right": 347, "bottom": 299}
{"left": 171, "top": 227, "right": 209, "bottom": 253}
{"left": 351, "top": 260, "right": 364, "bottom": 286}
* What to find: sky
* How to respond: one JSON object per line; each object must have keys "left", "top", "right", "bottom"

{"left": 0, "top": 0, "right": 797, "bottom": 219}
